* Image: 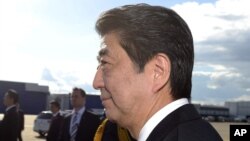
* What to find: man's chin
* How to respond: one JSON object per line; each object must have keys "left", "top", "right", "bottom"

{"left": 101, "top": 97, "right": 112, "bottom": 107}
{"left": 106, "top": 115, "right": 118, "bottom": 124}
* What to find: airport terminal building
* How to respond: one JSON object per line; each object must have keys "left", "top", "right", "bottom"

{"left": 194, "top": 104, "right": 229, "bottom": 117}
{"left": 225, "top": 101, "right": 250, "bottom": 117}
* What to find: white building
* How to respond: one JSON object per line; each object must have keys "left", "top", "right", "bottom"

{"left": 225, "top": 101, "right": 250, "bottom": 117}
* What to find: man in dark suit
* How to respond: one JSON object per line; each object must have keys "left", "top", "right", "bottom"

{"left": 17, "top": 103, "right": 24, "bottom": 141}
{"left": 93, "top": 4, "right": 223, "bottom": 141}
{"left": 59, "top": 87, "right": 100, "bottom": 141}
{"left": 0, "top": 89, "right": 19, "bottom": 141}
{"left": 46, "top": 100, "right": 64, "bottom": 141}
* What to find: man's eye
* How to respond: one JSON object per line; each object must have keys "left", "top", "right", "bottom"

{"left": 100, "top": 60, "right": 108, "bottom": 65}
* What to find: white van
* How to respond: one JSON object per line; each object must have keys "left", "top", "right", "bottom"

{"left": 33, "top": 111, "right": 53, "bottom": 136}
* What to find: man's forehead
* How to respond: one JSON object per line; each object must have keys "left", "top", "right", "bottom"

{"left": 72, "top": 90, "right": 84, "bottom": 97}
{"left": 72, "top": 91, "right": 80, "bottom": 95}
{"left": 98, "top": 33, "right": 122, "bottom": 59}
{"left": 100, "top": 32, "right": 118, "bottom": 49}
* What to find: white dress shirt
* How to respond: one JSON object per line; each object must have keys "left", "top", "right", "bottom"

{"left": 138, "top": 98, "right": 189, "bottom": 141}
{"left": 69, "top": 106, "right": 85, "bottom": 134}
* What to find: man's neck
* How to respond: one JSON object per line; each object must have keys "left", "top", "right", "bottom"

{"left": 128, "top": 93, "right": 173, "bottom": 139}
{"left": 74, "top": 105, "right": 84, "bottom": 112}
{"left": 53, "top": 110, "right": 60, "bottom": 116}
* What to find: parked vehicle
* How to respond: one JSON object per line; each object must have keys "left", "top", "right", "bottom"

{"left": 203, "top": 116, "right": 215, "bottom": 122}
{"left": 233, "top": 115, "right": 247, "bottom": 122}
{"left": 33, "top": 110, "right": 72, "bottom": 136}
{"left": 33, "top": 111, "right": 53, "bottom": 136}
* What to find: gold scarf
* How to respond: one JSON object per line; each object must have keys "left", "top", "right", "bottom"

{"left": 93, "top": 118, "right": 132, "bottom": 141}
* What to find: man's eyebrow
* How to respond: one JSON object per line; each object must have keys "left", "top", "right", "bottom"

{"left": 97, "top": 48, "right": 109, "bottom": 62}
{"left": 99, "top": 48, "right": 109, "bottom": 57}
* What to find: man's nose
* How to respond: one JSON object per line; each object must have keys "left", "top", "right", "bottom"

{"left": 93, "top": 68, "right": 104, "bottom": 90}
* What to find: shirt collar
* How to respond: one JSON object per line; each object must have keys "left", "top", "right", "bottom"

{"left": 70, "top": 106, "right": 86, "bottom": 128}
{"left": 6, "top": 105, "right": 16, "bottom": 112}
{"left": 72, "top": 106, "right": 85, "bottom": 116}
{"left": 53, "top": 111, "right": 61, "bottom": 117}
{"left": 138, "top": 98, "right": 189, "bottom": 141}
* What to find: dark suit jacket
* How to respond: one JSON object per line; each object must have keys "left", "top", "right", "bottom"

{"left": 146, "top": 104, "right": 223, "bottom": 141}
{"left": 0, "top": 106, "right": 19, "bottom": 141}
{"left": 60, "top": 110, "right": 100, "bottom": 141}
{"left": 18, "top": 109, "right": 24, "bottom": 132}
{"left": 46, "top": 113, "right": 64, "bottom": 141}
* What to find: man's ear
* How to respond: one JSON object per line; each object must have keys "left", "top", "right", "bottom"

{"left": 152, "top": 53, "right": 171, "bottom": 93}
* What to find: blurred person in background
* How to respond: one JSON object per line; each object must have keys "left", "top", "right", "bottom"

{"left": 0, "top": 89, "right": 19, "bottom": 141}
{"left": 17, "top": 103, "right": 24, "bottom": 141}
{"left": 59, "top": 87, "right": 100, "bottom": 141}
{"left": 46, "top": 100, "right": 64, "bottom": 141}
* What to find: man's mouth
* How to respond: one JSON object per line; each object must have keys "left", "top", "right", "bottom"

{"left": 101, "top": 96, "right": 112, "bottom": 102}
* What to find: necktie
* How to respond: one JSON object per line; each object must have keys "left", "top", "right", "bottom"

{"left": 70, "top": 112, "right": 78, "bottom": 141}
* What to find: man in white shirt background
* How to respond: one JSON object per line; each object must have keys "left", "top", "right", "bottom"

{"left": 59, "top": 87, "right": 100, "bottom": 141}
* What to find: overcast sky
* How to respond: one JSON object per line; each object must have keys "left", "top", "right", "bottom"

{"left": 0, "top": 0, "right": 249, "bottom": 105}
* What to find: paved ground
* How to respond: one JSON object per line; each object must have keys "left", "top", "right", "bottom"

{"left": 1, "top": 114, "right": 250, "bottom": 141}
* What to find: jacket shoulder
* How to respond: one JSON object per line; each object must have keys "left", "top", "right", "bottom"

{"left": 176, "top": 119, "right": 223, "bottom": 141}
